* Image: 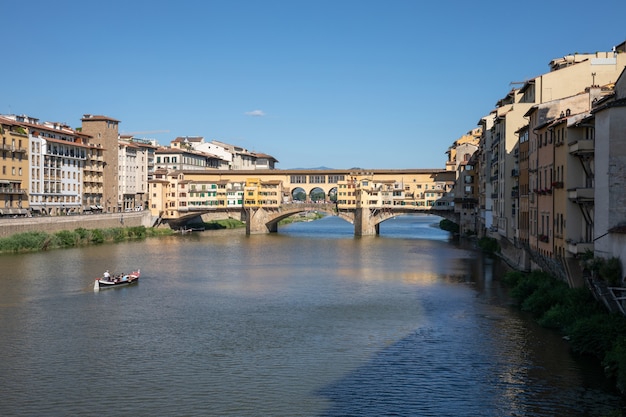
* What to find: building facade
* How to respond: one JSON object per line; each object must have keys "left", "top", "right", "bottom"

{"left": 0, "top": 116, "right": 29, "bottom": 215}
{"left": 81, "top": 114, "right": 120, "bottom": 213}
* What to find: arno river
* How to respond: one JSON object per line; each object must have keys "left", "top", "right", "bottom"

{"left": 0, "top": 215, "right": 622, "bottom": 416}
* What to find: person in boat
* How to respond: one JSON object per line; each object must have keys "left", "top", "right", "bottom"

{"left": 103, "top": 270, "right": 111, "bottom": 281}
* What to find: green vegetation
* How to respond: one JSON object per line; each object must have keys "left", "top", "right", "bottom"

{"left": 310, "top": 190, "right": 326, "bottom": 201}
{"left": 503, "top": 269, "right": 626, "bottom": 396}
{"left": 439, "top": 219, "right": 459, "bottom": 233}
{"left": 0, "top": 226, "right": 173, "bottom": 254}
{"left": 477, "top": 236, "right": 500, "bottom": 254}
{"left": 188, "top": 219, "right": 246, "bottom": 230}
{"left": 279, "top": 212, "right": 324, "bottom": 226}
{"left": 580, "top": 250, "right": 624, "bottom": 286}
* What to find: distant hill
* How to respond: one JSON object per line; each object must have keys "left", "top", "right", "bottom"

{"left": 289, "top": 166, "right": 335, "bottom": 170}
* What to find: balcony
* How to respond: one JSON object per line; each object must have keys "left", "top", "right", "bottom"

{"left": 567, "top": 241, "right": 593, "bottom": 254}
{"left": 568, "top": 188, "right": 594, "bottom": 201}
{"left": 0, "top": 145, "right": 28, "bottom": 153}
{"left": 0, "top": 187, "right": 27, "bottom": 195}
{"left": 569, "top": 140, "right": 594, "bottom": 155}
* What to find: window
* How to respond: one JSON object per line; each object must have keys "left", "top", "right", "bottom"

{"left": 290, "top": 175, "right": 306, "bottom": 184}
{"left": 327, "top": 175, "right": 344, "bottom": 183}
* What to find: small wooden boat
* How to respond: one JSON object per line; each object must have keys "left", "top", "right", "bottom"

{"left": 94, "top": 269, "right": 140, "bottom": 291}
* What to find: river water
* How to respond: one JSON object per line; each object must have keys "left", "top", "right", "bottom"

{"left": 0, "top": 215, "right": 622, "bottom": 416}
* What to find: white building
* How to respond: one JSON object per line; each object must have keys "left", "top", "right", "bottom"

{"left": 592, "top": 68, "right": 626, "bottom": 267}
{"left": 4, "top": 115, "right": 89, "bottom": 215}
{"left": 118, "top": 138, "right": 151, "bottom": 211}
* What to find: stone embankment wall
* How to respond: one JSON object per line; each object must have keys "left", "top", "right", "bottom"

{"left": 0, "top": 212, "right": 156, "bottom": 239}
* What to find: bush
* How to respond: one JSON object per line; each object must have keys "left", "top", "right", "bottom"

{"left": 55, "top": 230, "right": 78, "bottom": 248}
{"left": 501, "top": 270, "right": 525, "bottom": 287}
{"left": 502, "top": 267, "right": 626, "bottom": 396}
{"left": 509, "top": 270, "right": 551, "bottom": 306}
{"left": 111, "top": 228, "right": 127, "bottom": 242}
{"left": 566, "top": 313, "right": 626, "bottom": 358}
{"left": 600, "top": 257, "right": 623, "bottom": 286}
{"left": 127, "top": 226, "right": 147, "bottom": 238}
{"left": 539, "top": 288, "right": 601, "bottom": 329}
{"left": 604, "top": 337, "right": 626, "bottom": 393}
{"left": 521, "top": 278, "right": 569, "bottom": 318}
{"left": 0, "top": 226, "right": 174, "bottom": 255}
{"left": 75, "top": 228, "right": 89, "bottom": 241}
{"left": 439, "top": 219, "right": 459, "bottom": 233}
{"left": 202, "top": 219, "right": 245, "bottom": 230}
{"left": 477, "top": 237, "right": 499, "bottom": 254}
{"left": 539, "top": 304, "right": 574, "bottom": 329}
{"left": 90, "top": 229, "right": 105, "bottom": 244}
{"left": 0, "top": 231, "right": 49, "bottom": 252}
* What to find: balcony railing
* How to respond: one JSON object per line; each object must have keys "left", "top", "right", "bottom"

{"left": 569, "top": 140, "right": 594, "bottom": 155}
{"left": 568, "top": 188, "right": 594, "bottom": 201}
{"left": 0, "top": 188, "right": 27, "bottom": 195}
{"left": 567, "top": 241, "right": 593, "bottom": 254}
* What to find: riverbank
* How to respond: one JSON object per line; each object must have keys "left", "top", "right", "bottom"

{"left": 0, "top": 211, "right": 154, "bottom": 238}
{"left": 0, "top": 226, "right": 174, "bottom": 254}
{"left": 0, "top": 213, "right": 323, "bottom": 255}
{"left": 502, "top": 268, "right": 626, "bottom": 406}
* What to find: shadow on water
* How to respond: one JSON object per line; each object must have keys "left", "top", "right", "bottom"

{"left": 314, "top": 315, "right": 622, "bottom": 417}
{"left": 302, "top": 219, "right": 624, "bottom": 417}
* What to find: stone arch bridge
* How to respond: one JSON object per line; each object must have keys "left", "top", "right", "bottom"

{"left": 244, "top": 202, "right": 458, "bottom": 235}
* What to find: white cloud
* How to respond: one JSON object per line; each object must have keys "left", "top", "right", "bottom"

{"left": 245, "top": 109, "right": 266, "bottom": 117}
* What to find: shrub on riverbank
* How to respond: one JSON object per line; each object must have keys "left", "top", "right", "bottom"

{"left": 188, "top": 219, "right": 245, "bottom": 230}
{"left": 439, "top": 219, "right": 459, "bottom": 233}
{"left": 477, "top": 236, "right": 500, "bottom": 254}
{"left": 0, "top": 226, "right": 173, "bottom": 254}
{"left": 503, "top": 269, "right": 626, "bottom": 395}
{"left": 279, "top": 212, "right": 324, "bottom": 225}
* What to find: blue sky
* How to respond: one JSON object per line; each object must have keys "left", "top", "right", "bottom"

{"left": 3, "top": 1, "right": 625, "bottom": 169}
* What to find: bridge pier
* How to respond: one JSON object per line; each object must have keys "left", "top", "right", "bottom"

{"left": 354, "top": 208, "right": 379, "bottom": 236}
{"left": 246, "top": 207, "right": 278, "bottom": 234}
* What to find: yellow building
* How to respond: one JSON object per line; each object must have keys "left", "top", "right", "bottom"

{"left": 0, "top": 116, "right": 29, "bottom": 215}
{"left": 244, "top": 178, "right": 282, "bottom": 207}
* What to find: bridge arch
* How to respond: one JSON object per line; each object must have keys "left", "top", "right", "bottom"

{"left": 328, "top": 187, "right": 337, "bottom": 202}
{"left": 309, "top": 187, "right": 326, "bottom": 201}
{"left": 291, "top": 187, "right": 306, "bottom": 201}
{"left": 245, "top": 204, "right": 458, "bottom": 235}
{"left": 246, "top": 203, "right": 341, "bottom": 234}
{"left": 350, "top": 207, "right": 459, "bottom": 236}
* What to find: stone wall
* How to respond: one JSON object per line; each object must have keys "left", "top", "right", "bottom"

{"left": 0, "top": 211, "right": 155, "bottom": 238}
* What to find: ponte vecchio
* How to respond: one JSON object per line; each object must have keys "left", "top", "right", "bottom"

{"left": 149, "top": 168, "right": 458, "bottom": 235}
